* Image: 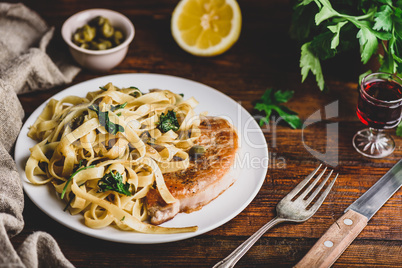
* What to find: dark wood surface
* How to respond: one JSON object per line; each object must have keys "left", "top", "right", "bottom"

{"left": 11, "top": 0, "right": 402, "bottom": 267}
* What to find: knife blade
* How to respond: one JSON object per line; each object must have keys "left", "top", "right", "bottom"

{"left": 294, "top": 159, "right": 402, "bottom": 268}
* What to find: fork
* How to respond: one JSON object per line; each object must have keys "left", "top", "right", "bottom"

{"left": 213, "top": 164, "right": 338, "bottom": 268}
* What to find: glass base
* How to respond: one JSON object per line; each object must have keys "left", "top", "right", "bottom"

{"left": 352, "top": 128, "right": 395, "bottom": 158}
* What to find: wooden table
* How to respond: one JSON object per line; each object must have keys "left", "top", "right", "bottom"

{"left": 12, "top": 0, "right": 402, "bottom": 267}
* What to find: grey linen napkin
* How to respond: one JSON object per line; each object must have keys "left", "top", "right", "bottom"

{"left": 0, "top": 3, "right": 80, "bottom": 267}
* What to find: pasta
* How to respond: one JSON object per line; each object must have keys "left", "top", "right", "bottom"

{"left": 25, "top": 83, "right": 202, "bottom": 233}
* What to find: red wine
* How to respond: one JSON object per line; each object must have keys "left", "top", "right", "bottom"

{"left": 357, "top": 78, "right": 402, "bottom": 129}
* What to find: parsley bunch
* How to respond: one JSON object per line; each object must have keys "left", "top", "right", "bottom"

{"left": 291, "top": 0, "right": 402, "bottom": 91}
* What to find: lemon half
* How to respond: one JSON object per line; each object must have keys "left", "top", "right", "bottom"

{"left": 171, "top": 0, "right": 242, "bottom": 57}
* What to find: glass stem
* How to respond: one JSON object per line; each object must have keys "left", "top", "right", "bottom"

{"left": 369, "top": 127, "right": 383, "bottom": 142}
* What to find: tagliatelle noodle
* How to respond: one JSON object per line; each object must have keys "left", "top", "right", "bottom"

{"left": 25, "top": 83, "right": 202, "bottom": 233}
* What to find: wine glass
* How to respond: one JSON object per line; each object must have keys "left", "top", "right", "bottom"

{"left": 352, "top": 72, "right": 402, "bottom": 158}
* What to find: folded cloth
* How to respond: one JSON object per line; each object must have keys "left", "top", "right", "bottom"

{"left": 0, "top": 3, "right": 80, "bottom": 267}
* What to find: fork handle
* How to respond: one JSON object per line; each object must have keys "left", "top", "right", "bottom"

{"left": 213, "top": 216, "right": 285, "bottom": 268}
{"left": 294, "top": 209, "right": 368, "bottom": 268}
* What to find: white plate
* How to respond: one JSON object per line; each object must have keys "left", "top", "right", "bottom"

{"left": 15, "top": 73, "right": 268, "bottom": 244}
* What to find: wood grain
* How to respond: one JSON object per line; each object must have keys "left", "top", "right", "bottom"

{"left": 8, "top": 0, "right": 402, "bottom": 267}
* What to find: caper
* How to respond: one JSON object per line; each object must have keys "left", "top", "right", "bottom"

{"left": 189, "top": 145, "right": 206, "bottom": 160}
{"left": 113, "top": 30, "right": 124, "bottom": 46}
{"left": 88, "top": 40, "right": 111, "bottom": 50}
{"left": 101, "top": 20, "right": 114, "bottom": 38}
{"left": 73, "top": 25, "right": 96, "bottom": 44}
{"left": 98, "top": 39, "right": 113, "bottom": 50}
{"left": 79, "top": 43, "right": 90, "bottom": 49}
{"left": 72, "top": 33, "right": 82, "bottom": 45}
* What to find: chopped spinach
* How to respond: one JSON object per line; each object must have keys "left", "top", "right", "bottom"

{"left": 110, "top": 102, "right": 127, "bottom": 112}
{"left": 61, "top": 161, "right": 95, "bottom": 199}
{"left": 88, "top": 104, "right": 124, "bottom": 135}
{"left": 97, "top": 171, "right": 131, "bottom": 196}
{"left": 157, "top": 110, "right": 180, "bottom": 133}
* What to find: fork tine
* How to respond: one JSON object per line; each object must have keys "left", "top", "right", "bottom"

{"left": 297, "top": 167, "right": 327, "bottom": 201}
{"left": 307, "top": 173, "right": 338, "bottom": 212}
{"left": 286, "top": 164, "right": 322, "bottom": 198}
{"left": 304, "top": 169, "right": 333, "bottom": 206}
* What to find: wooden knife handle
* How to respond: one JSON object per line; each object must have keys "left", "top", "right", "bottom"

{"left": 294, "top": 210, "right": 368, "bottom": 268}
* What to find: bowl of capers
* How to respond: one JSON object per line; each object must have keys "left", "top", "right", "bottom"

{"left": 62, "top": 9, "right": 134, "bottom": 72}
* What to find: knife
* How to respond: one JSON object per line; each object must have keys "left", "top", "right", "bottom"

{"left": 295, "top": 159, "right": 402, "bottom": 268}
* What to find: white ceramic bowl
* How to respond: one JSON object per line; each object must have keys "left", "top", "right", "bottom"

{"left": 62, "top": 9, "right": 135, "bottom": 72}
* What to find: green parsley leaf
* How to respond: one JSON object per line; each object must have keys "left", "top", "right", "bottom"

{"left": 373, "top": 5, "right": 394, "bottom": 32}
{"left": 259, "top": 88, "right": 274, "bottom": 104}
{"left": 327, "top": 21, "right": 348, "bottom": 49}
{"left": 357, "top": 27, "right": 379, "bottom": 64}
{"left": 255, "top": 103, "right": 274, "bottom": 124}
{"left": 314, "top": 2, "right": 339, "bottom": 26}
{"left": 309, "top": 31, "right": 338, "bottom": 61}
{"left": 98, "top": 171, "right": 131, "bottom": 196}
{"left": 274, "top": 89, "right": 294, "bottom": 103}
{"left": 254, "top": 89, "right": 302, "bottom": 129}
{"left": 300, "top": 42, "right": 325, "bottom": 91}
{"left": 274, "top": 105, "right": 303, "bottom": 129}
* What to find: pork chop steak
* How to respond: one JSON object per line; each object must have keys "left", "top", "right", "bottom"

{"left": 146, "top": 116, "right": 239, "bottom": 225}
